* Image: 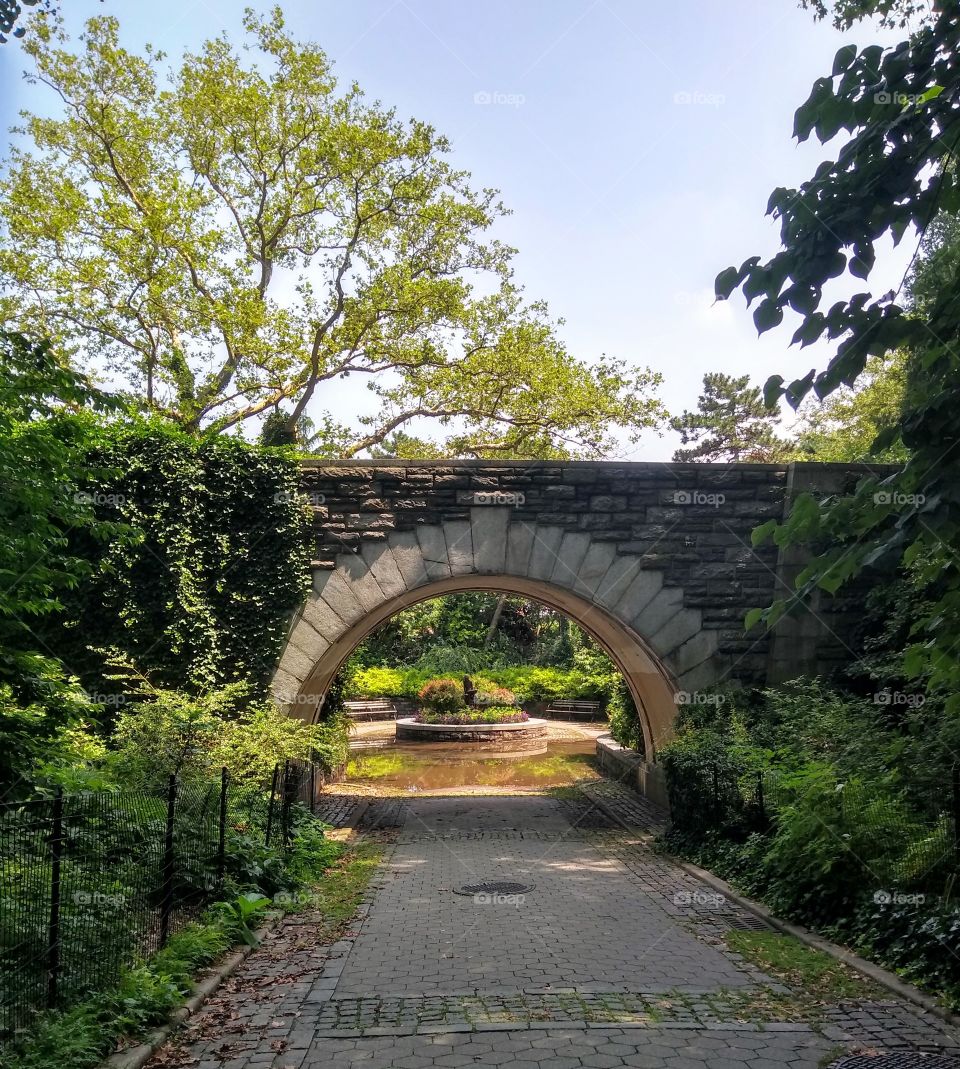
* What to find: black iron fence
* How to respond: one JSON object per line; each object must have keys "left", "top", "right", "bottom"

{"left": 0, "top": 759, "right": 323, "bottom": 1038}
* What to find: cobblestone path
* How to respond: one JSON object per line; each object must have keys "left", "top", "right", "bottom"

{"left": 151, "top": 788, "right": 960, "bottom": 1069}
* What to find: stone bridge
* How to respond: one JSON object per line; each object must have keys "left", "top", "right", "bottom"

{"left": 273, "top": 459, "right": 868, "bottom": 766}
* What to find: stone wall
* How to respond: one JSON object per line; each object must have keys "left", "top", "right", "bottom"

{"left": 300, "top": 459, "right": 794, "bottom": 687}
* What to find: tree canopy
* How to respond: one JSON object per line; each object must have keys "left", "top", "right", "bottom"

{"left": 0, "top": 10, "right": 663, "bottom": 457}
{"left": 722, "top": 3, "right": 960, "bottom": 709}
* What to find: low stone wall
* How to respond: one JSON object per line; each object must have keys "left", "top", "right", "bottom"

{"left": 396, "top": 717, "right": 548, "bottom": 750}
{"left": 596, "top": 734, "right": 670, "bottom": 809}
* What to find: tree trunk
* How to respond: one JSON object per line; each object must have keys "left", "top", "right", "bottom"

{"left": 484, "top": 594, "right": 507, "bottom": 647}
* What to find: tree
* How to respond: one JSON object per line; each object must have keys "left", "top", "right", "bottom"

{"left": 720, "top": 5, "right": 960, "bottom": 710}
{"left": 0, "top": 11, "right": 663, "bottom": 457}
{"left": 0, "top": 330, "right": 118, "bottom": 789}
{"left": 1, "top": 0, "right": 47, "bottom": 43}
{"left": 790, "top": 351, "right": 909, "bottom": 462}
{"left": 799, "top": 0, "right": 932, "bottom": 30}
{"left": 670, "top": 373, "right": 788, "bottom": 462}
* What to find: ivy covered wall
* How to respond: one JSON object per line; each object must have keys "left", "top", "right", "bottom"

{"left": 47, "top": 423, "right": 311, "bottom": 701}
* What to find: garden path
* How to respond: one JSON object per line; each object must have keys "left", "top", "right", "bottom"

{"left": 149, "top": 785, "right": 960, "bottom": 1069}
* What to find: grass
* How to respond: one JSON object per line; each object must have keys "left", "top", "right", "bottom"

{"left": 725, "top": 930, "right": 882, "bottom": 1002}
{"left": 302, "top": 838, "right": 384, "bottom": 942}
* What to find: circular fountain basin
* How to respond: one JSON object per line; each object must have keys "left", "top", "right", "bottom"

{"left": 395, "top": 717, "right": 549, "bottom": 751}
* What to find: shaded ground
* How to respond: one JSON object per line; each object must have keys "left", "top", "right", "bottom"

{"left": 149, "top": 778, "right": 960, "bottom": 1069}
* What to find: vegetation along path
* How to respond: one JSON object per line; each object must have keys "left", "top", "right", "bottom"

{"left": 149, "top": 781, "right": 960, "bottom": 1069}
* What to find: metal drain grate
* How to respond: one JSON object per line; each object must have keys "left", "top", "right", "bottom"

{"left": 725, "top": 913, "right": 774, "bottom": 931}
{"left": 454, "top": 880, "right": 534, "bottom": 896}
{"left": 829, "top": 1056, "right": 960, "bottom": 1068}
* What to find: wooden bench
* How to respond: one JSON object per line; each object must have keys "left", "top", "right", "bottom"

{"left": 343, "top": 698, "right": 398, "bottom": 721}
{"left": 545, "top": 699, "right": 603, "bottom": 720}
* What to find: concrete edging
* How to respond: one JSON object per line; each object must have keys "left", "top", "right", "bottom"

{"left": 102, "top": 912, "right": 284, "bottom": 1069}
{"left": 674, "top": 856, "right": 960, "bottom": 1030}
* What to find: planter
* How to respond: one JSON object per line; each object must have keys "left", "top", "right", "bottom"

{"left": 395, "top": 717, "right": 549, "bottom": 751}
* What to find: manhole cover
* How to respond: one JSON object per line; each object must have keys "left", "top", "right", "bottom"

{"left": 454, "top": 880, "right": 534, "bottom": 896}
{"left": 830, "top": 1057, "right": 960, "bottom": 1068}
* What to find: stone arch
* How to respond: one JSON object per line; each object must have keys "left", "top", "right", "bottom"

{"left": 272, "top": 511, "right": 721, "bottom": 758}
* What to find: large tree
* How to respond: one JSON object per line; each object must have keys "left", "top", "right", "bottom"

{"left": 670, "top": 372, "right": 787, "bottom": 462}
{"left": 720, "top": 3, "right": 960, "bottom": 709}
{"left": 0, "top": 11, "right": 663, "bottom": 457}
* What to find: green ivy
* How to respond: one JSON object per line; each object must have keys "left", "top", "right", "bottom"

{"left": 44, "top": 420, "right": 311, "bottom": 701}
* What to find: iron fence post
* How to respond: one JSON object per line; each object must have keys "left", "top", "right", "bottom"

{"left": 159, "top": 774, "right": 177, "bottom": 947}
{"left": 953, "top": 764, "right": 960, "bottom": 860}
{"left": 265, "top": 764, "right": 279, "bottom": 847}
{"left": 756, "top": 771, "right": 765, "bottom": 824}
{"left": 217, "top": 767, "right": 228, "bottom": 891}
{"left": 46, "top": 788, "right": 64, "bottom": 1009}
{"left": 281, "top": 759, "right": 292, "bottom": 848}
{"left": 310, "top": 762, "right": 316, "bottom": 816}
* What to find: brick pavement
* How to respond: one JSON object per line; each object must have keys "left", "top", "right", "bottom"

{"left": 150, "top": 789, "right": 960, "bottom": 1069}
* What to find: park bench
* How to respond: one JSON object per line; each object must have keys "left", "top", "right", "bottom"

{"left": 343, "top": 698, "right": 398, "bottom": 721}
{"left": 544, "top": 699, "right": 603, "bottom": 720}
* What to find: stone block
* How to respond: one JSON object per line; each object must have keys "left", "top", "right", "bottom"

{"left": 470, "top": 507, "right": 510, "bottom": 574}
{"left": 334, "top": 553, "right": 384, "bottom": 613}
{"left": 505, "top": 521, "right": 535, "bottom": 575}
{"left": 361, "top": 541, "right": 407, "bottom": 600}
{"left": 550, "top": 531, "right": 592, "bottom": 588}
{"left": 614, "top": 569, "right": 663, "bottom": 622}
{"left": 442, "top": 519, "right": 474, "bottom": 574}
{"left": 527, "top": 525, "right": 564, "bottom": 581}
{"left": 416, "top": 525, "right": 451, "bottom": 580}
{"left": 387, "top": 530, "right": 430, "bottom": 591}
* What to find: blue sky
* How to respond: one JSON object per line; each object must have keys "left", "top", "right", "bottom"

{"left": 0, "top": 2, "right": 912, "bottom": 459}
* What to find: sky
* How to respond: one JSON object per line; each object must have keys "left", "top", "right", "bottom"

{"left": 0, "top": 1, "right": 914, "bottom": 460}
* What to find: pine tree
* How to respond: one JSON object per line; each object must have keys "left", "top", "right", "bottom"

{"left": 670, "top": 373, "right": 787, "bottom": 463}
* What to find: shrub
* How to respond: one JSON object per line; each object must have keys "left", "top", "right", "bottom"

{"left": 111, "top": 684, "right": 349, "bottom": 789}
{"left": 417, "top": 677, "right": 465, "bottom": 715}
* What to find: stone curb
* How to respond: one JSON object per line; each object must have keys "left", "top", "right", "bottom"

{"left": 581, "top": 789, "right": 960, "bottom": 1031}
{"left": 675, "top": 856, "right": 960, "bottom": 1031}
{"left": 101, "top": 912, "right": 284, "bottom": 1069}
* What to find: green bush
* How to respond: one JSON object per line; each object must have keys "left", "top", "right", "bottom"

{"left": 111, "top": 683, "right": 349, "bottom": 789}
{"left": 417, "top": 678, "right": 465, "bottom": 715}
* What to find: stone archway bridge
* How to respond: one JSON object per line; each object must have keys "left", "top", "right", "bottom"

{"left": 272, "top": 459, "right": 870, "bottom": 797}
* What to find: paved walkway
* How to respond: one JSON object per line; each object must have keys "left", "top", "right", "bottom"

{"left": 151, "top": 789, "right": 960, "bottom": 1069}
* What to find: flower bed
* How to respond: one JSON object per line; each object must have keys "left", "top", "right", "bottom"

{"left": 415, "top": 705, "right": 529, "bottom": 726}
